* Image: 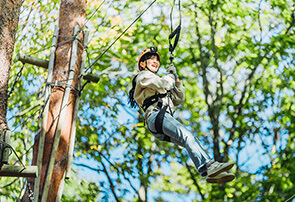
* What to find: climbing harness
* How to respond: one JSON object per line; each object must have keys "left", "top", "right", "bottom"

{"left": 155, "top": 105, "right": 170, "bottom": 142}
{"left": 129, "top": 0, "right": 182, "bottom": 141}
{"left": 141, "top": 90, "right": 173, "bottom": 142}
{"left": 149, "top": 0, "right": 182, "bottom": 140}
{"left": 141, "top": 92, "right": 167, "bottom": 112}
{"left": 127, "top": 1, "right": 182, "bottom": 141}
{"left": 128, "top": 46, "right": 161, "bottom": 109}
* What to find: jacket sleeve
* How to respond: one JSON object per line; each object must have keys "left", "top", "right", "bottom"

{"left": 171, "top": 80, "right": 185, "bottom": 106}
{"left": 136, "top": 71, "right": 175, "bottom": 93}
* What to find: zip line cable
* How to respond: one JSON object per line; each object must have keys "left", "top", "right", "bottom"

{"left": 8, "top": 0, "right": 108, "bottom": 111}
{"left": 4, "top": 1, "right": 157, "bottom": 180}
{"left": 170, "top": 0, "right": 182, "bottom": 34}
{"left": 8, "top": 0, "right": 158, "bottom": 128}
{"left": 84, "top": 0, "right": 106, "bottom": 26}
{"left": 18, "top": 0, "right": 157, "bottom": 87}
{"left": 84, "top": 0, "right": 157, "bottom": 73}
{"left": 168, "top": 0, "right": 181, "bottom": 63}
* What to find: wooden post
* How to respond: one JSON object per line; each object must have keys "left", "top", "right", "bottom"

{"left": 0, "top": 133, "right": 2, "bottom": 163}
{"left": 0, "top": 130, "right": 11, "bottom": 164}
{"left": 0, "top": 130, "right": 38, "bottom": 178}
{"left": 17, "top": 53, "right": 49, "bottom": 68}
{"left": 55, "top": 174, "right": 65, "bottom": 202}
{"left": 65, "top": 30, "right": 89, "bottom": 180}
{"left": 34, "top": 26, "right": 59, "bottom": 202}
{"left": 2, "top": 130, "right": 11, "bottom": 164}
{"left": 41, "top": 24, "right": 80, "bottom": 201}
{"left": 17, "top": 53, "right": 100, "bottom": 83}
{"left": 0, "top": 165, "right": 38, "bottom": 178}
{"left": 286, "top": 195, "right": 295, "bottom": 202}
{"left": 56, "top": 30, "right": 89, "bottom": 202}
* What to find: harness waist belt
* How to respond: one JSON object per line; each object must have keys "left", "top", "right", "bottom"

{"left": 141, "top": 93, "right": 167, "bottom": 112}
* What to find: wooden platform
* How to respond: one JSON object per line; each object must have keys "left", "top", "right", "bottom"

{"left": 1, "top": 130, "right": 38, "bottom": 178}
{"left": 0, "top": 165, "right": 38, "bottom": 178}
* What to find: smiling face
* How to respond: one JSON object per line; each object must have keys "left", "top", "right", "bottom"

{"left": 140, "top": 55, "right": 160, "bottom": 73}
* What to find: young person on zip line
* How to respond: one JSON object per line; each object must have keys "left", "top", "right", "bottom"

{"left": 128, "top": 47, "right": 235, "bottom": 183}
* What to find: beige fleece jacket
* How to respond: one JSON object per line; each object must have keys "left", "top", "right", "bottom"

{"left": 134, "top": 70, "right": 185, "bottom": 120}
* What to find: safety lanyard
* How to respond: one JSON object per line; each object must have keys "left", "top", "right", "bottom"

{"left": 169, "top": 0, "right": 182, "bottom": 64}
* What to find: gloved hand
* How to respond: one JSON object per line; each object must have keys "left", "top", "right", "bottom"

{"left": 167, "top": 64, "right": 178, "bottom": 79}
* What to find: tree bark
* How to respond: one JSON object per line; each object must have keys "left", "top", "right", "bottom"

{"left": 23, "top": 0, "right": 86, "bottom": 201}
{"left": 0, "top": 0, "right": 22, "bottom": 130}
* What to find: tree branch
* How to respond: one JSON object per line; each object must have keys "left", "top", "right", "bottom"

{"left": 73, "top": 162, "right": 103, "bottom": 172}
{"left": 99, "top": 152, "right": 139, "bottom": 195}
{"left": 285, "top": 6, "right": 295, "bottom": 35}
{"left": 193, "top": 4, "right": 211, "bottom": 107}
{"left": 182, "top": 152, "right": 205, "bottom": 200}
{"left": 101, "top": 161, "right": 120, "bottom": 202}
{"left": 0, "top": 178, "right": 18, "bottom": 188}
{"left": 208, "top": 0, "right": 224, "bottom": 110}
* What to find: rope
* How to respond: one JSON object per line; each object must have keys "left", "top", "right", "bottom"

{"left": 286, "top": 195, "right": 295, "bottom": 202}
{"left": 46, "top": 81, "right": 81, "bottom": 96}
{"left": 8, "top": 63, "right": 25, "bottom": 98}
{"left": 6, "top": 0, "right": 158, "bottom": 137}
{"left": 0, "top": 140, "right": 26, "bottom": 168}
{"left": 84, "top": 0, "right": 106, "bottom": 26}
{"left": 19, "top": 0, "right": 157, "bottom": 86}
{"left": 9, "top": 80, "right": 50, "bottom": 133}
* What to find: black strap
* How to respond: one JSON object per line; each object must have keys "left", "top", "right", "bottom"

{"left": 141, "top": 93, "right": 167, "bottom": 111}
{"left": 155, "top": 105, "right": 171, "bottom": 142}
{"left": 168, "top": 0, "right": 182, "bottom": 57}
{"left": 143, "top": 93, "right": 172, "bottom": 142}
{"left": 169, "top": 24, "right": 181, "bottom": 54}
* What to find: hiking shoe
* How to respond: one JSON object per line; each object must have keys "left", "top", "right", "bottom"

{"left": 207, "top": 161, "right": 234, "bottom": 177}
{"left": 206, "top": 172, "right": 235, "bottom": 183}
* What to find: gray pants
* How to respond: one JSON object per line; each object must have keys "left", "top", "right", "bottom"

{"left": 147, "top": 110, "right": 212, "bottom": 171}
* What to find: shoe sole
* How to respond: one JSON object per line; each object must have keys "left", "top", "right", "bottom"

{"left": 206, "top": 174, "right": 235, "bottom": 183}
{"left": 207, "top": 162, "right": 234, "bottom": 177}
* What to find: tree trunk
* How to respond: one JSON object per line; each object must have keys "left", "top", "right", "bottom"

{"left": 0, "top": 0, "right": 22, "bottom": 131}
{"left": 23, "top": 0, "right": 86, "bottom": 201}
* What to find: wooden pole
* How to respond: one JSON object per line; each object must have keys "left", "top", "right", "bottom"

{"left": 17, "top": 53, "right": 100, "bottom": 83}
{"left": 286, "top": 195, "right": 295, "bottom": 202}
{"left": 0, "top": 131, "right": 38, "bottom": 178}
{"left": 82, "top": 73, "right": 100, "bottom": 83}
{"left": 0, "top": 165, "right": 38, "bottom": 178}
{"left": 0, "top": 130, "right": 11, "bottom": 164}
{"left": 41, "top": 24, "right": 79, "bottom": 201}
{"left": 34, "top": 26, "right": 59, "bottom": 202}
{"left": 17, "top": 53, "right": 48, "bottom": 68}
{"left": 65, "top": 30, "right": 89, "bottom": 180}
{"left": 55, "top": 175, "right": 65, "bottom": 202}
{"left": 2, "top": 130, "right": 11, "bottom": 163}
{"left": 55, "top": 174, "right": 65, "bottom": 202}
{"left": 56, "top": 30, "right": 89, "bottom": 202}
{"left": 20, "top": 135, "right": 27, "bottom": 196}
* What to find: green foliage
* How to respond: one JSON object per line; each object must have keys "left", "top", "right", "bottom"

{"left": 2, "top": 0, "right": 295, "bottom": 201}
{"left": 62, "top": 173, "right": 102, "bottom": 201}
